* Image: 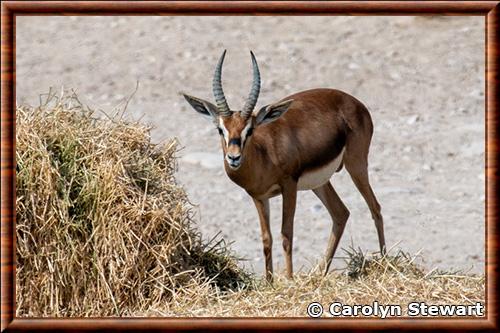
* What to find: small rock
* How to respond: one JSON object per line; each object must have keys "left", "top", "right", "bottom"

{"left": 407, "top": 114, "right": 419, "bottom": 125}
{"left": 469, "top": 89, "right": 484, "bottom": 99}
{"left": 389, "top": 71, "right": 401, "bottom": 80}
{"left": 348, "top": 62, "right": 360, "bottom": 70}
{"left": 422, "top": 164, "right": 432, "bottom": 171}
{"left": 181, "top": 152, "right": 221, "bottom": 169}
{"left": 311, "top": 204, "right": 323, "bottom": 213}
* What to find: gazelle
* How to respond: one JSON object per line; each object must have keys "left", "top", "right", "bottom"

{"left": 182, "top": 50, "right": 385, "bottom": 281}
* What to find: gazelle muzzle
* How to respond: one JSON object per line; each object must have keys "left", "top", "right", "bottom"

{"left": 225, "top": 137, "right": 243, "bottom": 169}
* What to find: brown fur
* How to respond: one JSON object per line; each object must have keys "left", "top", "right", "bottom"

{"left": 224, "top": 88, "right": 370, "bottom": 198}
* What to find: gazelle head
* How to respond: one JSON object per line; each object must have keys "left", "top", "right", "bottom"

{"left": 182, "top": 50, "right": 293, "bottom": 170}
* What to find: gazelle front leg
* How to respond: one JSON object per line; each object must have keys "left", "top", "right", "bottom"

{"left": 252, "top": 197, "right": 273, "bottom": 282}
{"left": 281, "top": 179, "right": 297, "bottom": 279}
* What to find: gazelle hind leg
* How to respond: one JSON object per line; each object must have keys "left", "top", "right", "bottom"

{"left": 344, "top": 135, "right": 386, "bottom": 255}
{"left": 281, "top": 180, "right": 298, "bottom": 279}
{"left": 313, "top": 181, "right": 350, "bottom": 275}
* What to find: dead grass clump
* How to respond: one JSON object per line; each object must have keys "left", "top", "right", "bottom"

{"left": 343, "top": 246, "right": 425, "bottom": 279}
{"left": 16, "top": 91, "right": 251, "bottom": 317}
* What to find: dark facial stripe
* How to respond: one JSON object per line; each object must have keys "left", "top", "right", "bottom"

{"left": 228, "top": 138, "right": 241, "bottom": 146}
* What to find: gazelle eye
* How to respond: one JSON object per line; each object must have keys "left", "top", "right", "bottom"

{"left": 217, "top": 127, "right": 223, "bottom": 136}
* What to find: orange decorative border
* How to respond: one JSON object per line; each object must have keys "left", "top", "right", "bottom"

{"left": 1, "top": 1, "right": 498, "bottom": 332}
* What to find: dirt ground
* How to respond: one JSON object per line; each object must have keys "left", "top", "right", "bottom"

{"left": 16, "top": 16, "right": 485, "bottom": 275}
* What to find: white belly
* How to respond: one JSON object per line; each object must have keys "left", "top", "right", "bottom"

{"left": 297, "top": 148, "right": 345, "bottom": 191}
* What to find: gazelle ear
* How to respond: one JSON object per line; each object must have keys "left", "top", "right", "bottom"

{"left": 255, "top": 99, "right": 294, "bottom": 126}
{"left": 182, "top": 93, "right": 220, "bottom": 121}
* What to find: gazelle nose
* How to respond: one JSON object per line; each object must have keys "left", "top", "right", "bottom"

{"left": 227, "top": 154, "right": 241, "bottom": 162}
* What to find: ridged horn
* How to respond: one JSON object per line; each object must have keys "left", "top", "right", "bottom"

{"left": 242, "top": 51, "right": 261, "bottom": 118}
{"left": 212, "top": 50, "right": 231, "bottom": 117}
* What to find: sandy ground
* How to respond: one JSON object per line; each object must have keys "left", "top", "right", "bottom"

{"left": 16, "top": 16, "right": 485, "bottom": 275}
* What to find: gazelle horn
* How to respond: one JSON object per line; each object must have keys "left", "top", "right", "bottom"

{"left": 212, "top": 50, "right": 231, "bottom": 117}
{"left": 242, "top": 51, "right": 261, "bottom": 118}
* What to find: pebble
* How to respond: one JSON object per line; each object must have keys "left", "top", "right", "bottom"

{"left": 422, "top": 164, "right": 432, "bottom": 171}
{"left": 311, "top": 204, "right": 323, "bottom": 213}
{"left": 407, "top": 114, "right": 420, "bottom": 125}
{"left": 389, "top": 71, "right": 401, "bottom": 80}
{"left": 348, "top": 62, "right": 360, "bottom": 70}
{"left": 181, "top": 152, "right": 221, "bottom": 169}
{"left": 468, "top": 89, "right": 484, "bottom": 100}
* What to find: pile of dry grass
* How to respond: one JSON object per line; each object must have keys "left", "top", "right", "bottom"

{"left": 16, "top": 90, "right": 251, "bottom": 316}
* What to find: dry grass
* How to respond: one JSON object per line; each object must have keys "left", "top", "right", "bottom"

{"left": 16, "top": 90, "right": 251, "bottom": 317}
{"left": 16, "top": 90, "right": 484, "bottom": 317}
{"left": 141, "top": 249, "right": 485, "bottom": 317}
